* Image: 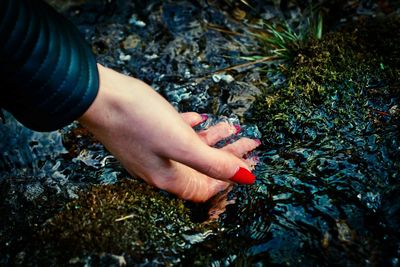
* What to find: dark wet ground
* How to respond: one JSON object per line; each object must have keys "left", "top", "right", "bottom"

{"left": 1, "top": 0, "right": 400, "bottom": 266}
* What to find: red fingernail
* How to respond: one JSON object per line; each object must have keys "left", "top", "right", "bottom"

{"left": 230, "top": 167, "right": 256, "bottom": 184}
{"left": 255, "top": 139, "right": 262, "bottom": 145}
{"left": 200, "top": 114, "right": 209, "bottom": 122}
{"left": 234, "top": 125, "right": 241, "bottom": 134}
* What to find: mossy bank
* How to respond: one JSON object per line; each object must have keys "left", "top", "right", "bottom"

{"left": 245, "top": 16, "right": 400, "bottom": 266}
{"left": 20, "top": 179, "right": 215, "bottom": 266}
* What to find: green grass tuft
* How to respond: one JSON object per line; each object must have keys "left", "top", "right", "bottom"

{"left": 253, "top": 10, "right": 324, "bottom": 61}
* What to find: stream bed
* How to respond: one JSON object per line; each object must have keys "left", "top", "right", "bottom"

{"left": 1, "top": 0, "right": 400, "bottom": 266}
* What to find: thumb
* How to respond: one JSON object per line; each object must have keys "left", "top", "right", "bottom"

{"left": 171, "top": 142, "right": 256, "bottom": 184}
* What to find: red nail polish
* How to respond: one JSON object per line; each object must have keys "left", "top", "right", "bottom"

{"left": 200, "top": 114, "right": 209, "bottom": 122}
{"left": 230, "top": 167, "right": 256, "bottom": 184}
{"left": 234, "top": 125, "right": 241, "bottom": 134}
{"left": 255, "top": 139, "right": 262, "bottom": 145}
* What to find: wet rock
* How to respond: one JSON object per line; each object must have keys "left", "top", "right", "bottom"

{"left": 336, "top": 220, "right": 354, "bottom": 243}
{"left": 121, "top": 34, "right": 141, "bottom": 50}
{"left": 227, "top": 81, "right": 261, "bottom": 117}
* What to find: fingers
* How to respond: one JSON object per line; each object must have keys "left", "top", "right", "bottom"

{"left": 244, "top": 156, "right": 259, "bottom": 170}
{"left": 168, "top": 141, "right": 256, "bottom": 184}
{"left": 176, "top": 169, "right": 230, "bottom": 202}
{"left": 221, "top": 138, "right": 261, "bottom": 158}
{"left": 144, "top": 160, "right": 230, "bottom": 202}
{"left": 180, "top": 112, "right": 207, "bottom": 127}
{"left": 198, "top": 122, "right": 239, "bottom": 146}
{"left": 180, "top": 113, "right": 241, "bottom": 147}
{"left": 221, "top": 138, "right": 260, "bottom": 170}
{"left": 168, "top": 114, "right": 260, "bottom": 185}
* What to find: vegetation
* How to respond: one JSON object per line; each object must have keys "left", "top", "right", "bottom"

{"left": 244, "top": 3, "right": 324, "bottom": 62}
{"left": 26, "top": 179, "right": 215, "bottom": 265}
{"left": 256, "top": 11, "right": 323, "bottom": 61}
{"left": 249, "top": 17, "right": 400, "bottom": 145}
{"left": 240, "top": 16, "right": 400, "bottom": 265}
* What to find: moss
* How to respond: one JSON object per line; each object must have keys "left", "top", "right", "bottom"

{"left": 244, "top": 17, "right": 400, "bottom": 265}
{"left": 27, "top": 179, "right": 213, "bottom": 265}
{"left": 287, "top": 17, "right": 400, "bottom": 99}
{"left": 249, "top": 16, "right": 400, "bottom": 147}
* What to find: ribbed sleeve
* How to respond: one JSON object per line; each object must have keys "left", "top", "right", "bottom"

{"left": 0, "top": 0, "right": 99, "bottom": 131}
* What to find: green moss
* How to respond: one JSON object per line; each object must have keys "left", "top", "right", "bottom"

{"left": 245, "top": 16, "right": 400, "bottom": 265}
{"left": 249, "top": 17, "right": 400, "bottom": 146}
{"left": 287, "top": 18, "right": 400, "bottom": 98}
{"left": 29, "top": 179, "right": 213, "bottom": 265}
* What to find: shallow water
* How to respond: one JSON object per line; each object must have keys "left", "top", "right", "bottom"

{"left": 1, "top": 0, "right": 400, "bottom": 266}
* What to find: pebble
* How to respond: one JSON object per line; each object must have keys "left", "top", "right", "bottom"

{"left": 129, "top": 15, "right": 146, "bottom": 27}
{"left": 119, "top": 53, "right": 131, "bottom": 61}
{"left": 212, "top": 74, "right": 235, "bottom": 83}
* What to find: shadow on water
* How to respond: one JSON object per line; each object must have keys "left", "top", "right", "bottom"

{"left": 1, "top": 0, "right": 400, "bottom": 266}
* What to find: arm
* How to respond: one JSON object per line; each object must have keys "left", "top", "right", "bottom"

{"left": 0, "top": 0, "right": 259, "bottom": 202}
{"left": 0, "top": 0, "right": 98, "bottom": 131}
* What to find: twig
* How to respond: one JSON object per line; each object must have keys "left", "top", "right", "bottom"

{"left": 370, "top": 108, "right": 390, "bottom": 116}
{"left": 206, "top": 23, "right": 245, "bottom": 36}
{"left": 194, "top": 56, "right": 278, "bottom": 83}
{"left": 115, "top": 214, "right": 136, "bottom": 222}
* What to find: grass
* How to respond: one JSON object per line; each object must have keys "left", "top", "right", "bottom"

{"left": 254, "top": 10, "right": 323, "bottom": 61}
{"left": 203, "top": 5, "right": 324, "bottom": 75}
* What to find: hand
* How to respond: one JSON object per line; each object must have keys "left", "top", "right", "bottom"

{"left": 78, "top": 64, "right": 260, "bottom": 202}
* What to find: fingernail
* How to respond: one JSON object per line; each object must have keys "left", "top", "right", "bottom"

{"left": 230, "top": 167, "right": 256, "bottom": 184}
{"left": 234, "top": 125, "right": 241, "bottom": 134}
{"left": 200, "top": 114, "right": 209, "bottom": 122}
{"left": 254, "top": 139, "right": 262, "bottom": 145}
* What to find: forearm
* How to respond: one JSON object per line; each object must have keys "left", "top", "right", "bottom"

{"left": 78, "top": 64, "right": 201, "bottom": 167}
{"left": 0, "top": 0, "right": 99, "bottom": 131}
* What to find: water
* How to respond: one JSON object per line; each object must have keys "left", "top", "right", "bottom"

{"left": 1, "top": 0, "right": 400, "bottom": 266}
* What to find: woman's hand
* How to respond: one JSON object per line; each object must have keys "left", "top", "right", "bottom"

{"left": 78, "top": 64, "right": 260, "bottom": 202}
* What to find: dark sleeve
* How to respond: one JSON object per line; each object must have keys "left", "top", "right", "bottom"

{"left": 0, "top": 0, "right": 99, "bottom": 132}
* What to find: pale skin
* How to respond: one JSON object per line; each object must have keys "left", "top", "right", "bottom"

{"left": 78, "top": 64, "right": 260, "bottom": 202}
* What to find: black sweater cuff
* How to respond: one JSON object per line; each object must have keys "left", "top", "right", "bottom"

{"left": 0, "top": 0, "right": 99, "bottom": 132}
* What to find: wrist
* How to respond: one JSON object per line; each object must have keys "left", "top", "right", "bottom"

{"left": 78, "top": 64, "right": 138, "bottom": 132}
{"left": 77, "top": 64, "right": 113, "bottom": 132}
